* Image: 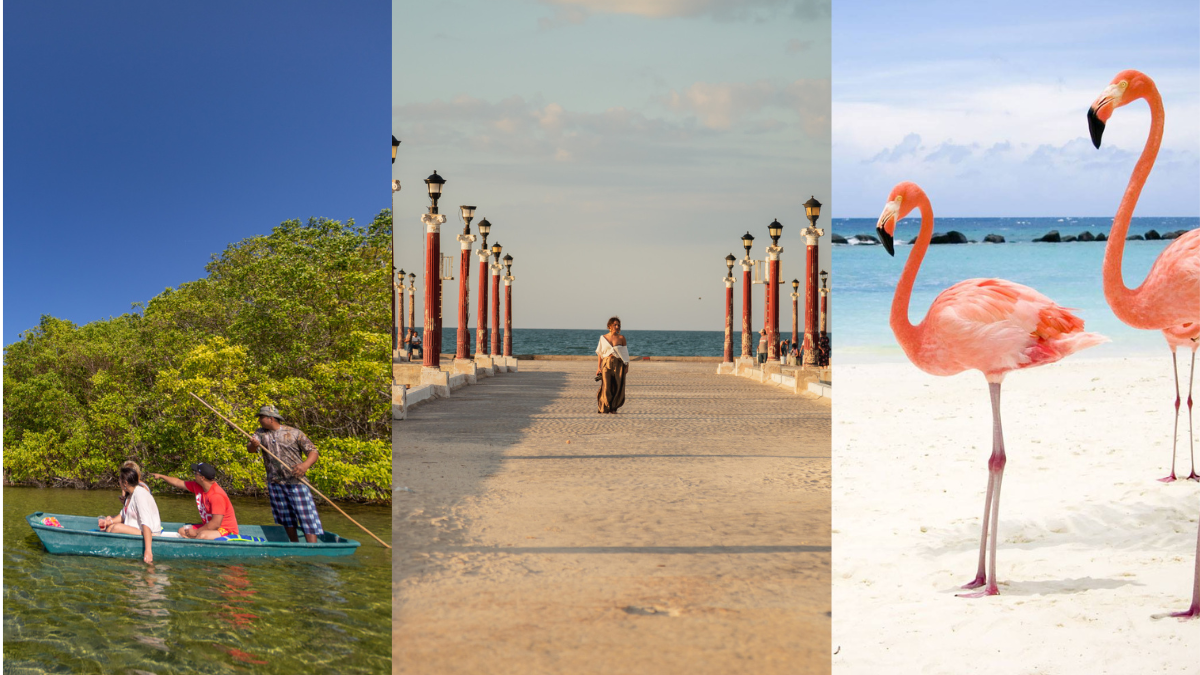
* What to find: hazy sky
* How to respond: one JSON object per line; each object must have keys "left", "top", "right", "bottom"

{"left": 3, "top": 2, "right": 389, "bottom": 346}
{"left": 393, "top": 0, "right": 832, "bottom": 332}
{"left": 832, "top": 0, "right": 1200, "bottom": 217}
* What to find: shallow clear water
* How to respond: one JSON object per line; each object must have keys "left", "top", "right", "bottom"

{"left": 831, "top": 217, "right": 1198, "bottom": 362}
{"left": 3, "top": 487, "right": 390, "bottom": 674}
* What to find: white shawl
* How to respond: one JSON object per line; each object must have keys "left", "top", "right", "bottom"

{"left": 596, "top": 335, "right": 630, "bottom": 363}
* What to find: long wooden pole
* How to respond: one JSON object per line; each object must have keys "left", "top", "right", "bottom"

{"left": 187, "top": 392, "right": 391, "bottom": 549}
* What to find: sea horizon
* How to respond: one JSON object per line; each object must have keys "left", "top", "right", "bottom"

{"left": 832, "top": 216, "right": 1197, "bottom": 364}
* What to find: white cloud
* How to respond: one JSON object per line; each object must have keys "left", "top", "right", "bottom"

{"left": 661, "top": 78, "right": 829, "bottom": 135}
{"left": 536, "top": 0, "right": 829, "bottom": 24}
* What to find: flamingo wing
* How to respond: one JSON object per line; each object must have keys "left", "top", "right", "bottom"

{"left": 1142, "top": 229, "right": 1200, "bottom": 328}
{"left": 919, "top": 278, "right": 1106, "bottom": 377}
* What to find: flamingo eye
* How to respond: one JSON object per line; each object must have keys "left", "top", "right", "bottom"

{"left": 1118, "top": 80, "right": 1128, "bottom": 91}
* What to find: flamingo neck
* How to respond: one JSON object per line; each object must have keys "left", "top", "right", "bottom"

{"left": 1104, "top": 83, "right": 1163, "bottom": 326}
{"left": 891, "top": 195, "right": 932, "bottom": 356}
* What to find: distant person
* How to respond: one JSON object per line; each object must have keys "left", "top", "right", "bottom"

{"left": 410, "top": 330, "right": 423, "bottom": 359}
{"left": 595, "top": 316, "right": 630, "bottom": 414}
{"left": 757, "top": 329, "right": 768, "bottom": 364}
{"left": 780, "top": 338, "right": 790, "bottom": 364}
{"left": 248, "top": 405, "right": 323, "bottom": 543}
{"left": 98, "top": 465, "right": 162, "bottom": 564}
{"left": 151, "top": 462, "right": 239, "bottom": 540}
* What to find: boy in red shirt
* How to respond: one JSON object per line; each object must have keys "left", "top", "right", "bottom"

{"left": 151, "top": 462, "right": 239, "bottom": 539}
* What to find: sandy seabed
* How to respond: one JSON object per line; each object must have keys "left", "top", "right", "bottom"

{"left": 833, "top": 356, "right": 1200, "bottom": 674}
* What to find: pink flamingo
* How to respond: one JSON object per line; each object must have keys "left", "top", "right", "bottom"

{"left": 877, "top": 181, "right": 1107, "bottom": 597}
{"left": 1088, "top": 69, "right": 1200, "bottom": 618}
{"left": 1089, "top": 69, "right": 1200, "bottom": 483}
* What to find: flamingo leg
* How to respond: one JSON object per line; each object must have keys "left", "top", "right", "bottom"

{"left": 1161, "top": 350, "right": 1181, "bottom": 483}
{"left": 1167, "top": 502, "right": 1200, "bottom": 619}
{"left": 960, "top": 382, "right": 1005, "bottom": 597}
{"left": 1186, "top": 350, "right": 1197, "bottom": 481}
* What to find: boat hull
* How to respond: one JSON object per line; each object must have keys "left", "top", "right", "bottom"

{"left": 27, "top": 512, "right": 360, "bottom": 560}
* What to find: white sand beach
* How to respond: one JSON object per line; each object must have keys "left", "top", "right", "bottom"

{"left": 833, "top": 356, "right": 1200, "bottom": 674}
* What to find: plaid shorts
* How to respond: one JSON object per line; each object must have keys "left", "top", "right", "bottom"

{"left": 266, "top": 483, "right": 323, "bottom": 536}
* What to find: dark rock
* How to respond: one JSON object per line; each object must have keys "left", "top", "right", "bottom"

{"left": 852, "top": 233, "right": 880, "bottom": 245}
{"left": 983, "top": 234, "right": 1005, "bottom": 243}
{"left": 1062, "top": 235, "right": 1078, "bottom": 242}
{"left": 1034, "top": 230, "right": 1061, "bottom": 242}
{"left": 1126, "top": 234, "right": 1144, "bottom": 241}
{"left": 831, "top": 233, "right": 848, "bottom": 244}
{"left": 1077, "top": 231, "right": 1095, "bottom": 242}
{"left": 1145, "top": 229, "right": 1161, "bottom": 240}
{"left": 930, "top": 230, "right": 968, "bottom": 244}
{"left": 1162, "top": 230, "right": 1185, "bottom": 240}
{"left": 1096, "top": 232, "right": 1107, "bottom": 241}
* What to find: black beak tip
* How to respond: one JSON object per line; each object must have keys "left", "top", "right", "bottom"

{"left": 877, "top": 227, "right": 895, "bottom": 257}
{"left": 1087, "top": 107, "right": 1104, "bottom": 149}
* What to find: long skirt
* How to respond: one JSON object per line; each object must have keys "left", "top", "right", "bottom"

{"left": 597, "top": 355, "right": 627, "bottom": 413}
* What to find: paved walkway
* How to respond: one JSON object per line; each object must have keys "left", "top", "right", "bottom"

{"left": 393, "top": 360, "right": 830, "bottom": 674}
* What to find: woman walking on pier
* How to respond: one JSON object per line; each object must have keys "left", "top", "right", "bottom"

{"left": 596, "top": 316, "right": 630, "bottom": 413}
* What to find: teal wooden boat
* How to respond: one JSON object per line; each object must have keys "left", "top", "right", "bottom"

{"left": 27, "top": 512, "right": 360, "bottom": 560}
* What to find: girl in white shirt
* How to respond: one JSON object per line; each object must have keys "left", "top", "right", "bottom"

{"left": 99, "top": 466, "right": 163, "bottom": 564}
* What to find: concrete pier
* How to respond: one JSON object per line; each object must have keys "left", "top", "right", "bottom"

{"left": 393, "top": 360, "right": 830, "bottom": 674}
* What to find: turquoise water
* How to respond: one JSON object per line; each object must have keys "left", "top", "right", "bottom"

{"left": 831, "top": 217, "right": 1198, "bottom": 363}
{"left": 3, "top": 487, "right": 390, "bottom": 674}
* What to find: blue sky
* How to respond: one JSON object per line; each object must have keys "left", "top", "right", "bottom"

{"left": 393, "top": 0, "right": 832, "bottom": 332}
{"left": 3, "top": 2, "right": 389, "bottom": 346}
{"left": 833, "top": 0, "right": 1200, "bottom": 217}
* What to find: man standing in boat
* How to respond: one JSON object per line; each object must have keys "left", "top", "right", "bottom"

{"left": 246, "top": 405, "right": 323, "bottom": 543}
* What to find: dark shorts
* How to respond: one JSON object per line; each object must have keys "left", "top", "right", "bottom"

{"left": 266, "top": 483, "right": 323, "bottom": 536}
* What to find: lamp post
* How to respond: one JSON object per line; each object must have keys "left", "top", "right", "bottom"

{"left": 818, "top": 270, "right": 831, "bottom": 368}
{"left": 407, "top": 272, "right": 416, "bottom": 349}
{"left": 801, "top": 196, "right": 824, "bottom": 368}
{"left": 740, "top": 232, "right": 754, "bottom": 360}
{"left": 503, "top": 254, "right": 514, "bottom": 358}
{"left": 422, "top": 170, "right": 446, "bottom": 369}
{"left": 490, "top": 242, "right": 503, "bottom": 356}
{"left": 390, "top": 136, "right": 401, "bottom": 358}
{"left": 472, "top": 219, "right": 492, "bottom": 357}
{"left": 791, "top": 278, "right": 800, "bottom": 363}
{"left": 396, "top": 268, "right": 406, "bottom": 360}
{"left": 456, "top": 205, "right": 477, "bottom": 361}
{"left": 723, "top": 254, "right": 736, "bottom": 364}
{"left": 766, "top": 218, "right": 784, "bottom": 360}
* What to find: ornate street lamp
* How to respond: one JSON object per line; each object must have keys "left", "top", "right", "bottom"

{"left": 424, "top": 170, "right": 445, "bottom": 214}
{"left": 801, "top": 196, "right": 825, "bottom": 368}
{"left": 768, "top": 218, "right": 783, "bottom": 246}
{"left": 392, "top": 136, "right": 400, "bottom": 164}
{"left": 455, "top": 206, "right": 478, "bottom": 361}
{"left": 475, "top": 219, "right": 492, "bottom": 358}
{"left": 503, "top": 253, "right": 515, "bottom": 358}
{"left": 421, "top": 171, "right": 447, "bottom": 369}
{"left": 741, "top": 231, "right": 755, "bottom": 256}
{"left": 490, "top": 242, "right": 503, "bottom": 355}
{"left": 460, "top": 205, "right": 476, "bottom": 235}
{"left": 725, "top": 253, "right": 736, "bottom": 278}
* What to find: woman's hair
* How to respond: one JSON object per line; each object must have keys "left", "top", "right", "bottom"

{"left": 607, "top": 316, "right": 621, "bottom": 329}
{"left": 119, "top": 466, "right": 140, "bottom": 488}
{"left": 121, "top": 460, "right": 142, "bottom": 483}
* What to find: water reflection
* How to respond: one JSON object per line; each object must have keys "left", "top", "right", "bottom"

{"left": 127, "top": 565, "right": 171, "bottom": 653}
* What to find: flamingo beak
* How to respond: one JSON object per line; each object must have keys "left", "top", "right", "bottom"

{"left": 1087, "top": 105, "right": 1105, "bottom": 149}
{"left": 876, "top": 202, "right": 898, "bottom": 256}
{"left": 1088, "top": 83, "right": 1122, "bottom": 149}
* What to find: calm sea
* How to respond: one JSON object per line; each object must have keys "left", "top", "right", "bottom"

{"left": 832, "top": 216, "right": 1198, "bottom": 363}
{"left": 418, "top": 329, "right": 780, "bottom": 358}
